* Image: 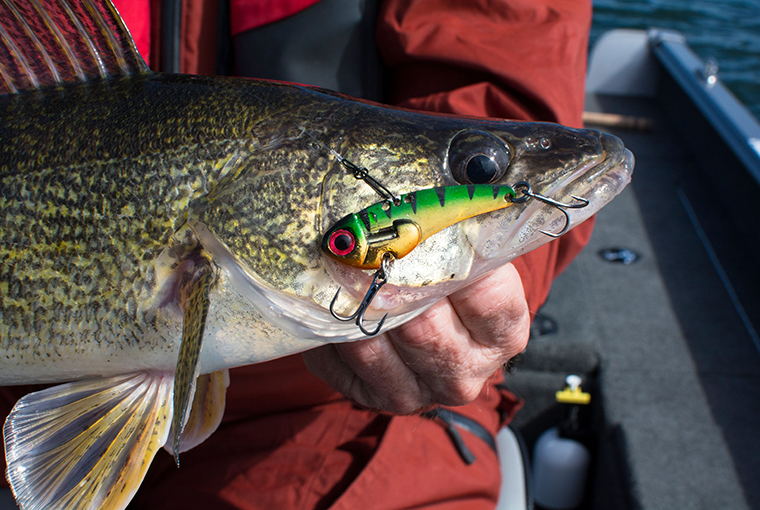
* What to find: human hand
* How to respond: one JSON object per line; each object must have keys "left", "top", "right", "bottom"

{"left": 302, "top": 263, "right": 530, "bottom": 414}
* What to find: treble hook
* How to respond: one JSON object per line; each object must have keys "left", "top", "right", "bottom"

{"left": 510, "top": 181, "right": 589, "bottom": 237}
{"left": 329, "top": 256, "right": 390, "bottom": 336}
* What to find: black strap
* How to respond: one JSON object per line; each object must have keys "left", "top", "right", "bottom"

{"left": 231, "top": 0, "right": 383, "bottom": 101}
{"left": 424, "top": 408, "right": 497, "bottom": 465}
{"left": 160, "top": 0, "right": 182, "bottom": 73}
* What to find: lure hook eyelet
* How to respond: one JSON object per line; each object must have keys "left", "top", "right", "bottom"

{"left": 509, "top": 181, "right": 589, "bottom": 237}
{"left": 340, "top": 158, "right": 400, "bottom": 206}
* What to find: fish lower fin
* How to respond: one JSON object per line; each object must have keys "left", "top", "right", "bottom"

{"left": 171, "top": 251, "right": 215, "bottom": 466}
{"left": 3, "top": 371, "right": 173, "bottom": 510}
{"left": 164, "top": 369, "right": 230, "bottom": 457}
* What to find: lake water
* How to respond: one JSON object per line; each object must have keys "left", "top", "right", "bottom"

{"left": 591, "top": 0, "right": 760, "bottom": 120}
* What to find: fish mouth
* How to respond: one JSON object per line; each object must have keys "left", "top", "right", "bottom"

{"left": 543, "top": 132, "right": 633, "bottom": 202}
{"left": 588, "top": 132, "right": 634, "bottom": 189}
{"left": 559, "top": 132, "right": 634, "bottom": 221}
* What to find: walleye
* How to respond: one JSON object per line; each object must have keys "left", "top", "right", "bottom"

{"left": 0, "top": 0, "right": 634, "bottom": 509}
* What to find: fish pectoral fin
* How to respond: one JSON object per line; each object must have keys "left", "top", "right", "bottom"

{"left": 164, "top": 369, "right": 230, "bottom": 457}
{"left": 171, "top": 252, "right": 216, "bottom": 466}
{"left": 3, "top": 372, "right": 173, "bottom": 510}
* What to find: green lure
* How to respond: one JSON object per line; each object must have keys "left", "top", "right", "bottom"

{"left": 322, "top": 184, "right": 516, "bottom": 269}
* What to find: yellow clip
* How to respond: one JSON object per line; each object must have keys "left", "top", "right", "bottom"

{"left": 556, "top": 375, "right": 591, "bottom": 405}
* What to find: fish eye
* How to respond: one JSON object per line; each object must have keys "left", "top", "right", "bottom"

{"left": 465, "top": 154, "right": 500, "bottom": 184}
{"left": 328, "top": 229, "right": 355, "bottom": 256}
{"left": 448, "top": 130, "right": 511, "bottom": 185}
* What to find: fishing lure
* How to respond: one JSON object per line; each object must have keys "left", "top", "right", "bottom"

{"left": 323, "top": 182, "right": 588, "bottom": 335}
{"left": 322, "top": 184, "right": 517, "bottom": 269}
{"left": 323, "top": 184, "right": 515, "bottom": 335}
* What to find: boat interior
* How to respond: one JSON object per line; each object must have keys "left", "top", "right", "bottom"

{"left": 505, "top": 29, "right": 760, "bottom": 509}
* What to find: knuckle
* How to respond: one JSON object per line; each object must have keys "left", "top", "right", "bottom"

{"left": 375, "top": 391, "right": 426, "bottom": 415}
{"left": 432, "top": 377, "right": 484, "bottom": 407}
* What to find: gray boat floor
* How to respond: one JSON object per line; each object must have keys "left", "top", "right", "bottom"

{"left": 507, "top": 94, "right": 760, "bottom": 509}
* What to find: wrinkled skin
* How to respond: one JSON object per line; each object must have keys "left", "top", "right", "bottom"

{"left": 304, "top": 263, "right": 529, "bottom": 413}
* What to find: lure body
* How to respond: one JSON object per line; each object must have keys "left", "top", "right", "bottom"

{"left": 323, "top": 185, "right": 516, "bottom": 269}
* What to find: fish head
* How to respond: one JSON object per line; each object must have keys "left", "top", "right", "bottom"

{"left": 192, "top": 89, "right": 632, "bottom": 346}
{"left": 319, "top": 109, "right": 633, "bottom": 325}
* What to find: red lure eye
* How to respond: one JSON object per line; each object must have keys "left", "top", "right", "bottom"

{"left": 328, "top": 229, "right": 355, "bottom": 256}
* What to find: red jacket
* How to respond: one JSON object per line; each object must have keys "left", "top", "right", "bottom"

{"left": 1, "top": 1, "right": 593, "bottom": 508}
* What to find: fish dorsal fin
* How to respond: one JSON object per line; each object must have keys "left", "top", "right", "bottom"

{"left": 4, "top": 371, "right": 173, "bottom": 510}
{"left": 0, "top": 0, "right": 149, "bottom": 94}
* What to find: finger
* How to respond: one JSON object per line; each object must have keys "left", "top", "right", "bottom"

{"left": 301, "top": 343, "right": 369, "bottom": 404}
{"left": 303, "top": 264, "right": 531, "bottom": 413}
{"left": 302, "top": 335, "right": 427, "bottom": 413}
{"left": 304, "top": 301, "right": 483, "bottom": 413}
{"left": 385, "top": 298, "right": 496, "bottom": 406}
{"left": 446, "top": 263, "right": 530, "bottom": 356}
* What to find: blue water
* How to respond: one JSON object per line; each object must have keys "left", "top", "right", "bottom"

{"left": 591, "top": 0, "right": 760, "bottom": 120}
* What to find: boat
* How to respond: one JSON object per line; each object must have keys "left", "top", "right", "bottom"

{"left": 499, "top": 28, "right": 760, "bottom": 509}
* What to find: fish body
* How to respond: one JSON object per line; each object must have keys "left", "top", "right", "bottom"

{"left": 1, "top": 71, "right": 384, "bottom": 384}
{"left": 0, "top": 1, "right": 634, "bottom": 509}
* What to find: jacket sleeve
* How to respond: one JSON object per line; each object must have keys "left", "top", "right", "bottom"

{"left": 376, "top": 0, "right": 594, "bottom": 315}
